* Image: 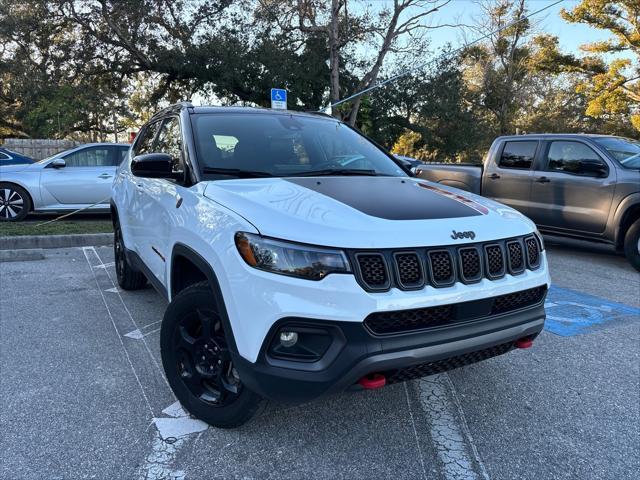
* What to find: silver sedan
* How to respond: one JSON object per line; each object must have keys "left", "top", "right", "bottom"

{"left": 0, "top": 143, "right": 129, "bottom": 221}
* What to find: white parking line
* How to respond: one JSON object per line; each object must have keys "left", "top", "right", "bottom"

{"left": 415, "top": 374, "right": 490, "bottom": 480}
{"left": 88, "top": 246, "right": 175, "bottom": 396}
{"left": 82, "top": 247, "right": 155, "bottom": 419}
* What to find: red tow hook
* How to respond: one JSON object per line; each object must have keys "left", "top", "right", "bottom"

{"left": 515, "top": 337, "right": 534, "bottom": 349}
{"left": 359, "top": 373, "right": 386, "bottom": 389}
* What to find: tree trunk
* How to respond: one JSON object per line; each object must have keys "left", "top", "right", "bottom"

{"left": 329, "top": 0, "right": 341, "bottom": 118}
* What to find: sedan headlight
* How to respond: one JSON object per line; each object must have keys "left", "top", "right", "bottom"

{"left": 234, "top": 232, "right": 351, "bottom": 280}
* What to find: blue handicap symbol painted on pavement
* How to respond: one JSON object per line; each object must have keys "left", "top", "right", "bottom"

{"left": 544, "top": 285, "right": 640, "bottom": 337}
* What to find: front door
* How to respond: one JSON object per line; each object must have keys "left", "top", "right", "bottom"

{"left": 528, "top": 140, "right": 615, "bottom": 233}
{"left": 40, "top": 146, "right": 119, "bottom": 205}
{"left": 134, "top": 116, "right": 186, "bottom": 283}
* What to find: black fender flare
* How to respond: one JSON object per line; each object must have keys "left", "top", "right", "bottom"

{"left": 170, "top": 243, "right": 240, "bottom": 356}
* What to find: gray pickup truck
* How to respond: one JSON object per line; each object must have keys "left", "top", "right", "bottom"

{"left": 415, "top": 134, "right": 640, "bottom": 270}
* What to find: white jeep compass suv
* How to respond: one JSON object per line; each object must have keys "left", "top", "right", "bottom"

{"left": 111, "top": 103, "right": 551, "bottom": 428}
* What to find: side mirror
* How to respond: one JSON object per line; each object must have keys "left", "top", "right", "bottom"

{"left": 51, "top": 158, "right": 66, "bottom": 168}
{"left": 578, "top": 160, "right": 608, "bottom": 177}
{"left": 131, "top": 153, "right": 176, "bottom": 178}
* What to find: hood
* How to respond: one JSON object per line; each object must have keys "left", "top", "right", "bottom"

{"left": 203, "top": 176, "right": 536, "bottom": 249}
{"left": 0, "top": 162, "right": 37, "bottom": 173}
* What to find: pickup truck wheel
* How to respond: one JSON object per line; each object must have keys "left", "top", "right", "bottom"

{"left": 161, "top": 281, "right": 264, "bottom": 428}
{"left": 623, "top": 219, "right": 640, "bottom": 272}
{"left": 114, "top": 222, "right": 147, "bottom": 290}
{"left": 0, "top": 183, "right": 30, "bottom": 222}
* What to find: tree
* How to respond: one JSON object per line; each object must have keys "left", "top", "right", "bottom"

{"left": 257, "top": 0, "right": 455, "bottom": 125}
{"left": 461, "top": 0, "right": 534, "bottom": 135}
{"left": 561, "top": 0, "right": 639, "bottom": 132}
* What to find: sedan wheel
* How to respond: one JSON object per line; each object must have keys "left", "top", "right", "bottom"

{"left": 0, "top": 184, "right": 31, "bottom": 222}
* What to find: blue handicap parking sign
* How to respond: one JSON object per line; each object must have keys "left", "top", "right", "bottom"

{"left": 271, "top": 88, "right": 287, "bottom": 102}
{"left": 544, "top": 285, "right": 640, "bottom": 336}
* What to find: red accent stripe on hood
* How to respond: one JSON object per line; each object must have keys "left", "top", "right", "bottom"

{"left": 417, "top": 182, "right": 489, "bottom": 215}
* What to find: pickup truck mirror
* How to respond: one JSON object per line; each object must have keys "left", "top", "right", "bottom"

{"left": 577, "top": 159, "right": 608, "bottom": 178}
{"left": 131, "top": 153, "right": 177, "bottom": 179}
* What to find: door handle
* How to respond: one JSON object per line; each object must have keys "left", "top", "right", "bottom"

{"left": 489, "top": 173, "right": 500, "bottom": 180}
{"left": 135, "top": 183, "right": 144, "bottom": 190}
{"left": 98, "top": 173, "right": 113, "bottom": 179}
{"left": 536, "top": 176, "right": 551, "bottom": 183}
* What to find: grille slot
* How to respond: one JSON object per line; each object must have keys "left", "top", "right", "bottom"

{"left": 428, "top": 250, "right": 455, "bottom": 287}
{"left": 385, "top": 342, "right": 514, "bottom": 384}
{"left": 492, "top": 286, "right": 546, "bottom": 315}
{"left": 484, "top": 244, "right": 505, "bottom": 278}
{"left": 458, "top": 247, "right": 482, "bottom": 283}
{"left": 506, "top": 240, "right": 525, "bottom": 274}
{"left": 525, "top": 236, "right": 540, "bottom": 269}
{"left": 394, "top": 252, "right": 424, "bottom": 289}
{"left": 364, "top": 286, "right": 547, "bottom": 335}
{"left": 355, "top": 253, "right": 389, "bottom": 290}
{"left": 365, "top": 305, "right": 453, "bottom": 334}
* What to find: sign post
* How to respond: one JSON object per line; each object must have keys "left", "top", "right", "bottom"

{"left": 270, "top": 88, "right": 287, "bottom": 110}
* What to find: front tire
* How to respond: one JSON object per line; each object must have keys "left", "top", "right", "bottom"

{"left": 160, "top": 281, "right": 263, "bottom": 428}
{"left": 114, "top": 220, "right": 147, "bottom": 290}
{"left": 623, "top": 218, "right": 640, "bottom": 272}
{"left": 0, "top": 183, "right": 30, "bottom": 222}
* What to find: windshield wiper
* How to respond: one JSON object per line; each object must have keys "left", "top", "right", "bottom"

{"left": 289, "top": 169, "right": 386, "bottom": 177}
{"left": 201, "top": 167, "right": 274, "bottom": 178}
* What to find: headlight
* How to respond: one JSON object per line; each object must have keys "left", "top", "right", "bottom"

{"left": 234, "top": 232, "right": 351, "bottom": 280}
{"left": 534, "top": 229, "right": 545, "bottom": 251}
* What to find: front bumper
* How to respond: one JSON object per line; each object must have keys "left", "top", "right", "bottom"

{"left": 232, "top": 300, "right": 546, "bottom": 404}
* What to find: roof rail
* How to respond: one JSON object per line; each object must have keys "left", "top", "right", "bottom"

{"left": 150, "top": 101, "right": 193, "bottom": 119}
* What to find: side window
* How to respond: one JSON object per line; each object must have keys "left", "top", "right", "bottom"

{"left": 499, "top": 141, "right": 538, "bottom": 169}
{"left": 546, "top": 141, "right": 608, "bottom": 177}
{"left": 0, "top": 152, "right": 10, "bottom": 160}
{"left": 155, "top": 117, "right": 184, "bottom": 174}
{"left": 63, "top": 147, "right": 112, "bottom": 167}
{"left": 115, "top": 146, "right": 129, "bottom": 165}
{"left": 133, "top": 121, "right": 161, "bottom": 156}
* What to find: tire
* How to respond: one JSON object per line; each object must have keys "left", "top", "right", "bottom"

{"left": 114, "top": 220, "right": 147, "bottom": 290}
{"left": 0, "top": 183, "right": 31, "bottom": 222}
{"left": 161, "top": 281, "right": 264, "bottom": 428}
{"left": 623, "top": 218, "right": 640, "bottom": 272}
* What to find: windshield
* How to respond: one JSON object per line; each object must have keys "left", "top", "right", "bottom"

{"left": 594, "top": 137, "right": 640, "bottom": 169}
{"left": 191, "top": 113, "right": 407, "bottom": 178}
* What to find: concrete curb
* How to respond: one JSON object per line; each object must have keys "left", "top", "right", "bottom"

{"left": 0, "top": 233, "right": 113, "bottom": 250}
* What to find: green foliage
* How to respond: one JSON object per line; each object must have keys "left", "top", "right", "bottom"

{"left": 561, "top": 0, "right": 640, "bottom": 132}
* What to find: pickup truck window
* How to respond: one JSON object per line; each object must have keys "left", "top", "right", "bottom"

{"left": 545, "top": 141, "right": 608, "bottom": 177}
{"left": 594, "top": 137, "right": 640, "bottom": 169}
{"left": 499, "top": 141, "right": 537, "bottom": 169}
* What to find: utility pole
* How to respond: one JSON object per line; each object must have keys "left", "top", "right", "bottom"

{"left": 113, "top": 109, "right": 118, "bottom": 143}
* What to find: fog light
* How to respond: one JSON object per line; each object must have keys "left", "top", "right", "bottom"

{"left": 279, "top": 331, "right": 298, "bottom": 348}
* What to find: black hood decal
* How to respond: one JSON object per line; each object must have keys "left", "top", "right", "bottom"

{"left": 285, "top": 177, "right": 483, "bottom": 220}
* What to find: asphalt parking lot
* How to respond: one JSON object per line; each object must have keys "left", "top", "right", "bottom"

{"left": 1, "top": 239, "right": 638, "bottom": 480}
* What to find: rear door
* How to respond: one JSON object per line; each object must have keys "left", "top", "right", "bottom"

{"left": 482, "top": 140, "right": 539, "bottom": 215}
{"left": 40, "top": 146, "right": 119, "bottom": 205}
{"left": 529, "top": 139, "right": 615, "bottom": 233}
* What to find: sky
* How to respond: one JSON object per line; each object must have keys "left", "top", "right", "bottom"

{"left": 411, "top": 0, "right": 616, "bottom": 57}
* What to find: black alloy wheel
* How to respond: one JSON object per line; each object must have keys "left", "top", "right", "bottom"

{"left": 172, "top": 306, "right": 242, "bottom": 406}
